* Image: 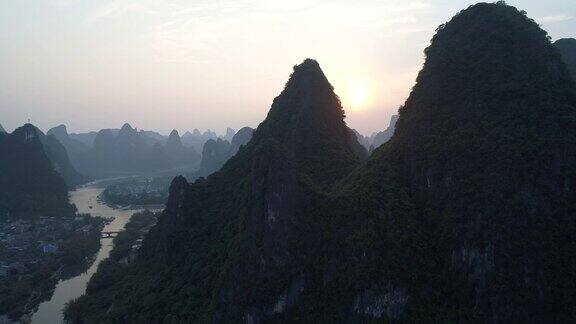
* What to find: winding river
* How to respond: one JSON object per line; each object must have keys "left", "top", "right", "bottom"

{"left": 30, "top": 182, "right": 150, "bottom": 324}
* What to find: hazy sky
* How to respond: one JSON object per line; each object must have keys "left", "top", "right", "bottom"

{"left": 1, "top": 0, "right": 574, "bottom": 135}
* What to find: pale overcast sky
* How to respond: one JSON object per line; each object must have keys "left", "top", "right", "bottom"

{"left": 0, "top": 0, "right": 574, "bottom": 135}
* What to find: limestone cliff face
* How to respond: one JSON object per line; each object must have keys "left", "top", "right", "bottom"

{"left": 140, "top": 175, "right": 189, "bottom": 264}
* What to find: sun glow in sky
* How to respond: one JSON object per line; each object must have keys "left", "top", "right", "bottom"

{"left": 0, "top": 0, "right": 574, "bottom": 135}
{"left": 344, "top": 80, "right": 371, "bottom": 111}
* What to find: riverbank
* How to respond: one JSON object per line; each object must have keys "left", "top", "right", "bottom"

{"left": 64, "top": 210, "right": 159, "bottom": 323}
{"left": 28, "top": 182, "right": 162, "bottom": 324}
{"left": 0, "top": 214, "right": 106, "bottom": 322}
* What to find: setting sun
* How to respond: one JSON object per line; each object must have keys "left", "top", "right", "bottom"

{"left": 344, "top": 80, "right": 370, "bottom": 111}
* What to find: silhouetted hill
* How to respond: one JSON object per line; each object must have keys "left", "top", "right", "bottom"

{"left": 165, "top": 129, "right": 201, "bottom": 166}
{"left": 555, "top": 38, "right": 576, "bottom": 79}
{"left": 193, "top": 127, "right": 254, "bottom": 177}
{"left": 47, "top": 125, "right": 90, "bottom": 169}
{"left": 73, "top": 124, "right": 204, "bottom": 178}
{"left": 337, "top": 3, "right": 576, "bottom": 322}
{"left": 0, "top": 124, "right": 75, "bottom": 218}
{"left": 75, "top": 124, "right": 173, "bottom": 178}
{"left": 196, "top": 138, "right": 231, "bottom": 176}
{"left": 64, "top": 3, "right": 576, "bottom": 323}
{"left": 42, "top": 134, "right": 89, "bottom": 188}
{"left": 229, "top": 126, "right": 253, "bottom": 155}
{"left": 66, "top": 59, "right": 365, "bottom": 322}
{"left": 26, "top": 125, "right": 89, "bottom": 188}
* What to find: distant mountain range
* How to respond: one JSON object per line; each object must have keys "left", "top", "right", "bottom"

{"left": 43, "top": 124, "right": 239, "bottom": 179}
{"left": 181, "top": 129, "right": 219, "bottom": 152}
{"left": 71, "top": 123, "right": 178, "bottom": 178}
{"left": 1, "top": 121, "right": 247, "bottom": 180}
{"left": 194, "top": 126, "right": 254, "bottom": 178}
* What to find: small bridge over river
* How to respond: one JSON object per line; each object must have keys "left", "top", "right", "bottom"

{"left": 101, "top": 231, "right": 120, "bottom": 238}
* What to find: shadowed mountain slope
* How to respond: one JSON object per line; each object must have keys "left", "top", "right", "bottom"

{"left": 66, "top": 59, "right": 365, "bottom": 322}
{"left": 65, "top": 3, "right": 576, "bottom": 323}
{"left": 334, "top": 3, "right": 576, "bottom": 322}
{"left": 0, "top": 124, "right": 75, "bottom": 218}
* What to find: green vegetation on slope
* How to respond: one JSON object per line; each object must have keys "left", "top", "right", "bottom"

{"left": 66, "top": 59, "right": 366, "bottom": 323}
{"left": 65, "top": 2, "right": 576, "bottom": 323}
{"left": 0, "top": 124, "right": 76, "bottom": 219}
{"left": 337, "top": 2, "right": 576, "bottom": 322}
{"left": 64, "top": 211, "right": 158, "bottom": 323}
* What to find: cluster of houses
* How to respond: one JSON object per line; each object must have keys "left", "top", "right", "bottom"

{"left": 101, "top": 177, "right": 169, "bottom": 206}
{"left": 0, "top": 216, "right": 94, "bottom": 278}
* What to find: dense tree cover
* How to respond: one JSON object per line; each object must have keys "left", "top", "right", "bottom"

{"left": 0, "top": 124, "right": 76, "bottom": 218}
{"left": 64, "top": 211, "right": 158, "bottom": 323}
{"left": 66, "top": 58, "right": 366, "bottom": 323}
{"left": 335, "top": 2, "right": 576, "bottom": 322}
{"left": 0, "top": 215, "right": 105, "bottom": 320}
{"left": 66, "top": 2, "right": 576, "bottom": 323}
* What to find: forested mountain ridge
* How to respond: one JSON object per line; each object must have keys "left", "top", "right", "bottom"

{"left": 47, "top": 124, "right": 90, "bottom": 170}
{"left": 66, "top": 59, "right": 366, "bottom": 322}
{"left": 65, "top": 2, "right": 576, "bottom": 323}
{"left": 33, "top": 125, "right": 89, "bottom": 188}
{"left": 335, "top": 2, "right": 576, "bottom": 322}
{"left": 0, "top": 124, "right": 75, "bottom": 218}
